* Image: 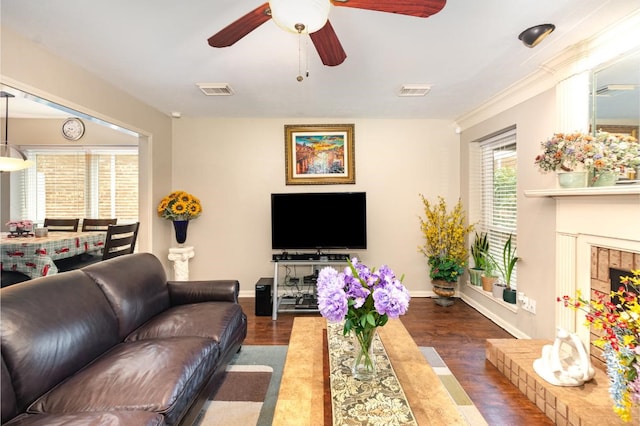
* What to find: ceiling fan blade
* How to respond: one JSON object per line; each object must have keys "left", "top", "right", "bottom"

{"left": 310, "top": 21, "right": 347, "bottom": 67}
{"left": 208, "top": 3, "right": 272, "bottom": 47}
{"left": 331, "top": 0, "right": 446, "bottom": 18}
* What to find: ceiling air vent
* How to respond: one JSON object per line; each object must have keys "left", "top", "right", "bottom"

{"left": 196, "top": 83, "right": 234, "bottom": 96}
{"left": 398, "top": 84, "right": 431, "bottom": 97}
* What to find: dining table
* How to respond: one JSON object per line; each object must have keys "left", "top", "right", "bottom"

{"left": 1, "top": 231, "right": 106, "bottom": 279}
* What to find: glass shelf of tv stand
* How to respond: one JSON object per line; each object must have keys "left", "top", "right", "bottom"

{"left": 271, "top": 259, "right": 349, "bottom": 320}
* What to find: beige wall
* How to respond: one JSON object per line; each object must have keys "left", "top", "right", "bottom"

{"left": 460, "top": 90, "right": 558, "bottom": 339}
{"left": 171, "top": 118, "right": 460, "bottom": 297}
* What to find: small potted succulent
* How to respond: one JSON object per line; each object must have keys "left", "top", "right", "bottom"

{"left": 481, "top": 252, "right": 499, "bottom": 293}
{"left": 469, "top": 232, "right": 489, "bottom": 286}
{"left": 494, "top": 234, "right": 519, "bottom": 304}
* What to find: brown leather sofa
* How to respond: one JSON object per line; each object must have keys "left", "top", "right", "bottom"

{"left": 1, "top": 253, "right": 247, "bottom": 426}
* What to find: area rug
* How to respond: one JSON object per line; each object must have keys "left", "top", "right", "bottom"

{"left": 195, "top": 345, "right": 485, "bottom": 426}
{"left": 193, "top": 364, "right": 272, "bottom": 426}
{"left": 419, "top": 347, "right": 488, "bottom": 426}
{"left": 194, "top": 345, "right": 288, "bottom": 426}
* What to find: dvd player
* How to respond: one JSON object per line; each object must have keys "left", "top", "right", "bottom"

{"left": 272, "top": 253, "right": 350, "bottom": 262}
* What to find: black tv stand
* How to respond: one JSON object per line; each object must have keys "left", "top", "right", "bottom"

{"left": 272, "top": 252, "right": 350, "bottom": 262}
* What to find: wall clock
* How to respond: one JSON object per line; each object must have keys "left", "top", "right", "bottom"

{"left": 62, "top": 118, "right": 85, "bottom": 141}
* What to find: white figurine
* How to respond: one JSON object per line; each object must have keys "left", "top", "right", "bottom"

{"left": 533, "top": 327, "right": 595, "bottom": 386}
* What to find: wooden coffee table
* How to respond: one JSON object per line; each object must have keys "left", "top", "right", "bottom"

{"left": 273, "top": 317, "right": 466, "bottom": 425}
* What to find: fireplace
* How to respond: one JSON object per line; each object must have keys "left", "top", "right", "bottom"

{"left": 525, "top": 186, "right": 640, "bottom": 368}
{"left": 587, "top": 250, "right": 638, "bottom": 370}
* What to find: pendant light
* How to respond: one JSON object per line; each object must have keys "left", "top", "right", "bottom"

{"left": 0, "top": 91, "right": 33, "bottom": 172}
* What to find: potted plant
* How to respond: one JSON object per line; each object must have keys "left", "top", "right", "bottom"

{"left": 469, "top": 232, "right": 489, "bottom": 286}
{"left": 493, "top": 234, "right": 519, "bottom": 304}
{"left": 481, "top": 252, "right": 497, "bottom": 293}
{"left": 418, "top": 195, "right": 474, "bottom": 307}
{"left": 482, "top": 254, "right": 500, "bottom": 295}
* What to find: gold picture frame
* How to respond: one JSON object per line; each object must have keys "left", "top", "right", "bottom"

{"left": 284, "top": 124, "right": 355, "bottom": 185}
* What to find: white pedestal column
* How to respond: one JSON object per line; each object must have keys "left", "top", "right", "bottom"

{"left": 168, "top": 246, "right": 195, "bottom": 281}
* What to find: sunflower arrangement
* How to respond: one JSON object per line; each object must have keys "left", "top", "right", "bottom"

{"left": 157, "top": 191, "right": 202, "bottom": 221}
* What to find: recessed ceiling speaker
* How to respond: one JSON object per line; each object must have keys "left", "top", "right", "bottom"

{"left": 518, "top": 24, "right": 555, "bottom": 48}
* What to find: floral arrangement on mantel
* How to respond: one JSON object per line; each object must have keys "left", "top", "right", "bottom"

{"left": 558, "top": 270, "right": 640, "bottom": 422}
{"left": 534, "top": 132, "right": 592, "bottom": 173}
{"left": 534, "top": 131, "right": 639, "bottom": 177}
{"left": 587, "top": 132, "right": 640, "bottom": 180}
{"left": 418, "top": 195, "right": 474, "bottom": 282}
{"left": 157, "top": 191, "right": 202, "bottom": 221}
{"left": 316, "top": 258, "right": 410, "bottom": 379}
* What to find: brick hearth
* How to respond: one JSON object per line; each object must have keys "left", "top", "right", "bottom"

{"left": 486, "top": 339, "right": 624, "bottom": 426}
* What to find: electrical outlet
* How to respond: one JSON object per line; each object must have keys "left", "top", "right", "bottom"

{"left": 522, "top": 298, "right": 536, "bottom": 314}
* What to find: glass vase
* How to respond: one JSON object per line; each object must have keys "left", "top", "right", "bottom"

{"left": 352, "top": 327, "right": 377, "bottom": 381}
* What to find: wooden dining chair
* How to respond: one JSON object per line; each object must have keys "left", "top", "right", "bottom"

{"left": 43, "top": 218, "right": 80, "bottom": 232}
{"left": 81, "top": 218, "right": 117, "bottom": 232}
{"left": 102, "top": 222, "right": 140, "bottom": 260}
{"left": 56, "top": 222, "right": 140, "bottom": 272}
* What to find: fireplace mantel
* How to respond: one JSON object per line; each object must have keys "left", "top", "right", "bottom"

{"left": 526, "top": 183, "right": 640, "bottom": 350}
{"left": 524, "top": 185, "right": 640, "bottom": 198}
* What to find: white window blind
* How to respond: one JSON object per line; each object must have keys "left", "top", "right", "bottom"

{"left": 477, "top": 128, "right": 518, "bottom": 287}
{"left": 19, "top": 147, "right": 138, "bottom": 224}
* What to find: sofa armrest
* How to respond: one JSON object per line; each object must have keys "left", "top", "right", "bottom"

{"left": 167, "top": 280, "right": 239, "bottom": 305}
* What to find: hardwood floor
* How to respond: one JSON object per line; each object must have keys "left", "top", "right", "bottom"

{"left": 239, "top": 296, "right": 553, "bottom": 426}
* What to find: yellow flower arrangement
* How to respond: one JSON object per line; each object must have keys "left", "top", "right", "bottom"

{"left": 559, "top": 270, "right": 640, "bottom": 422}
{"left": 418, "top": 195, "right": 474, "bottom": 282}
{"left": 157, "top": 191, "right": 202, "bottom": 221}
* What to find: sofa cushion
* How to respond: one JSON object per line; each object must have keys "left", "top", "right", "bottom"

{"left": 168, "top": 280, "right": 239, "bottom": 304}
{"left": 2, "top": 355, "right": 18, "bottom": 423}
{"left": 126, "top": 302, "right": 247, "bottom": 354}
{"left": 5, "top": 411, "right": 165, "bottom": 426}
{"left": 0, "top": 271, "right": 120, "bottom": 413}
{"left": 81, "top": 253, "right": 171, "bottom": 339}
{"left": 29, "top": 337, "right": 218, "bottom": 426}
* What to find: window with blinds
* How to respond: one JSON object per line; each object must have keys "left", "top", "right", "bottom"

{"left": 18, "top": 147, "right": 138, "bottom": 224}
{"left": 476, "top": 128, "right": 518, "bottom": 288}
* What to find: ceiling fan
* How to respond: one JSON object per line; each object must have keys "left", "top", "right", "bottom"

{"left": 207, "top": 0, "right": 446, "bottom": 67}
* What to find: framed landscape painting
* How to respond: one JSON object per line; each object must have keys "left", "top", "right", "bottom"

{"left": 284, "top": 124, "right": 355, "bottom": 185}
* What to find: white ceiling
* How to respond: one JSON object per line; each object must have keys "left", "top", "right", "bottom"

{"left": 1, "top": 0, "right": 639, "bottom": 120}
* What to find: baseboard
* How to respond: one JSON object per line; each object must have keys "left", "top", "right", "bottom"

{"left": 460, "top": 293, "right": 530, "bottom": 339}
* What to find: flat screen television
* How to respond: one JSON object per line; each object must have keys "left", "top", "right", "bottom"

{"left": 271, "top": 192, "right": 367, "bottom": 250}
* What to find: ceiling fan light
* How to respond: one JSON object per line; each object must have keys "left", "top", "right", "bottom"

{"left": 518, "top": 24, "right": 555, "bottom": 48}
{"left": 269, "top": 0, "right": 330, "bottom": 34}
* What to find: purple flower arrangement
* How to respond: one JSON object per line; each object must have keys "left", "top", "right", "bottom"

{"left": 316, "top": 257, "right": 410, "bottom": 335}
